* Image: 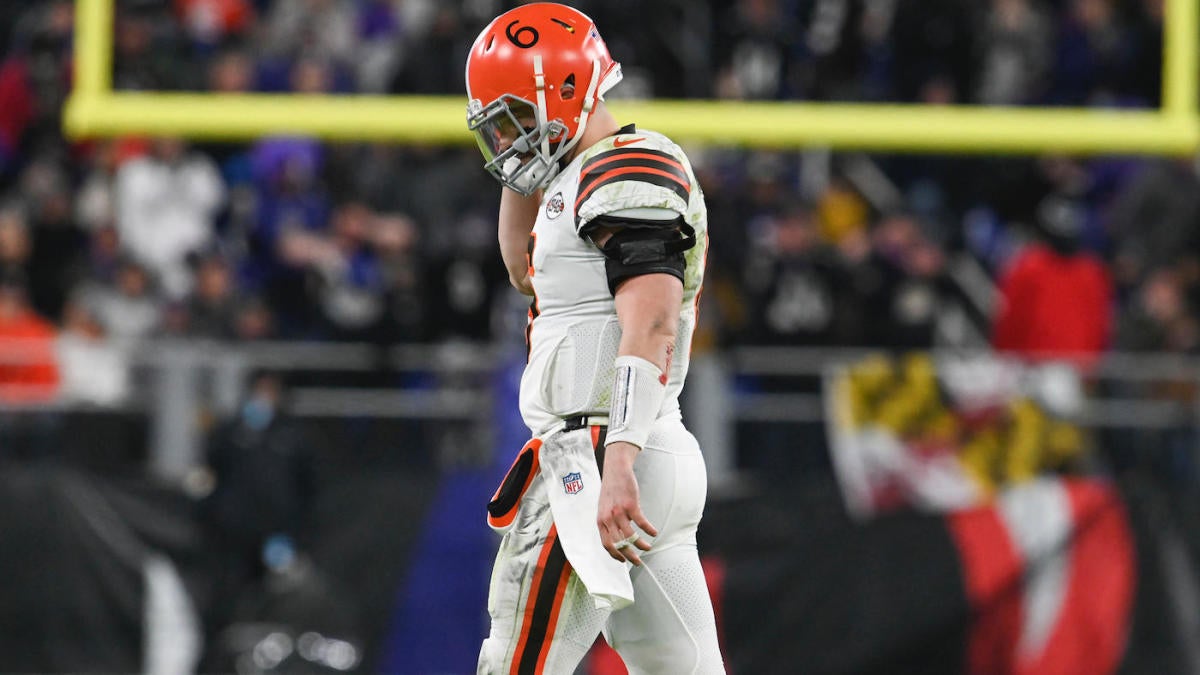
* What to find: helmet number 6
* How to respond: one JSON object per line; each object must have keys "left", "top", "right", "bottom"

{"left": 505, "top": 20, "right": 539, "bottom": 48}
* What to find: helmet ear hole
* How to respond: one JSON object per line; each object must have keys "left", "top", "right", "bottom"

{"left": 560, "top": 74, "right": 576, "bottom": 101}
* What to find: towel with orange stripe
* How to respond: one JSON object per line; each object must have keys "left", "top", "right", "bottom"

{"left": 539, "top": 427, "right": 634, "bottom": 610}
{"left": 487, "top": 428, "right": 635, "bottom": 610}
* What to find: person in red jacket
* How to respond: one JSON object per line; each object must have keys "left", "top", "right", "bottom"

{"left": 991, "top": 194, "right": 1113, "bottom": 363}
{"left": 0, "top": 268, "right": 60, "bottom": 403}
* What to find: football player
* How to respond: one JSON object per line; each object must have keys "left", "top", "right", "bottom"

{"left": 466, "top": 3, "right": 725, "bottom": 673}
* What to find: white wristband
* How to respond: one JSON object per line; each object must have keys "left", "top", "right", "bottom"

{"left": 606, "top": 355, "right": 666, "bottom": 450}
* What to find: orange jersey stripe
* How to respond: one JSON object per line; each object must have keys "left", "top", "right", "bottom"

{"left": 575, "top": 165, "right": 692, "bottom": 210}
{"left": 582, "top": 151, "right": 687, "bottom": 176}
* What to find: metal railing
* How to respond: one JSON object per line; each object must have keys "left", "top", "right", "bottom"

{"left": 2, "top": 338, "right": 1199, "bottom": 484}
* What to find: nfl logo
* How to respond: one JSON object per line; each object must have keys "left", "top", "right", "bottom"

{"left": 562, "top": 472, "right": 584, "bottom": 494}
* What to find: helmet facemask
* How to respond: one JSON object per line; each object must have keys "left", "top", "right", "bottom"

{"left": 467, "top": 94, "right": 569, "bottom": 196}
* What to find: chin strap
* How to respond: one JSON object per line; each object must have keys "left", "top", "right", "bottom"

{"left": 532, "top": 55, "right": 552, "bottom": 161}
{"left": 558, "top": 59, "right": 602, "bottom": 160}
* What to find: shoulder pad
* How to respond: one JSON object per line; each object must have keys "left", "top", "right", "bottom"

{"left": 574, "top": 134, "right": 692, "bottom": 233}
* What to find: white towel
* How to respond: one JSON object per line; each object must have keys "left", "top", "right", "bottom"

{"left": 537, "top": 427, "right": 635, "bottom": 611}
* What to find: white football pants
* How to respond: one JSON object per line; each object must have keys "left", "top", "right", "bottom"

{"left": 478, "top": 418, "right": 726, "bottom": 674}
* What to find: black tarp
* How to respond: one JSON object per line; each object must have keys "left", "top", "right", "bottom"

{"left": 701, "top": 474, "right": 1200, "bottom": 675}
{"left": 0, "top": 464, "right": 202, "bottom": 672}
{"left": 0, "top": 457, "right": 441, "bottom": 674}
{"left": 4, "top": 462, "right": 1199, "bottom": 674}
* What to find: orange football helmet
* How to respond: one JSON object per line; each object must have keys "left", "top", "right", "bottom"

{"left": 465, "top": 3, "right": 622, "bottom": 195}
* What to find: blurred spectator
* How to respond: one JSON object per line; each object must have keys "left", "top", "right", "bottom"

{"left": 78, "top": 258, "right": 163, "bottom": 342}
{"left": 858, "top": 212, "right": 956, "bottom": 349}
{"left": 735, "top": 152, "right": 793, "bottom": 229}
{"left": 974, "top": 0, "right": 1053, "bottom": 105}
{"left": 231, "top": 296, "right": 276, "bottom": 341}
{"left": 794, "top": 0, "right": 870, "bottom": 101}
{"left": 0, "top": 268, "right": 58, "bottom": 403}
{"left": 0, "top": 58, "right": 34, "bottom": 173}
{"left": 0, "top": 203, "right": 79, "bottom": 354}
{"left": 373, "top": 212, "right": 426, "bottom": 343}
{"left": 289, "top": 55, "right": 336, "bottom": 94}
{"left": 1128, "top": 0, "right": 1164, "bottom": 107}
{"left": 20, "top": 152, "right": 85, "bottom": 320}
{"left": 199, "top": 370, "right": 317, "bottom": 639}
{"left": 278, "top": 201, "right": 387, "bottom": 340}
{"left": 179, "top": 250, "right": 240, "bottom": 339}
{"left": 113, "top": 4, "right": 198, "bottom": 91}
{"left": 247, "top": 138, "right": 329, "bottom": 310}
{"left": 77, "top": 138, "right": 149, "bottom": 233}
{"left": 1052, "top": 0, "right": 1141, "bottom": 105}
{"left": 992, "top": 194, "right": 1114, "bottom": 361}
{"left": 206, "top": 48, "right": 256, "bottom": 93}
{"left": 1113, "top": 267, "right": 1197, "bottom": 353}
{"left": 262, "top": 0, "right": 356, "bottom": 67}
{"left": 55, "top": 297, "right": 131, "bottom": 407}
{"left": 174, "top": 0, "right": 255, "bottom": 49}
{"left": 0, "top": 207, "right": 30, "bottom": 276}
{"left": 0, "top": 266, "right": 61, "bottom": 463}
{"left": 353, "top": 0, "right": 404, "bottom": 93}
{"left": 888, "top": 0, "right": 974, "bottom": 102}
{"left": 115, "top": 137, "right": 225, "bottom": 299}
{"left": 202, "top": 370, "right": 315, "bottom": 565}
{"left": 388, "top": 6, "right": 468, "bottom": 94}
{"left": 741, "top": 203, "right": 850, "bottom": 346}
{"left": 735, "top": 201, "right": 848, "bottom": 476}
{"left": 423, "top": 212, "right": 507, "bottom": 341}
{"left": 1109, "top": 262, "right": 1200, "bottom": 488}
{"left": 1106, "top": 157, "right": 1200, "bottom": 289}
{"left": 816, "top": 176, "right": 870, "bottom": 244}
{"left": 0, "top": 3, "right": 73, "bottom": 169}
{"left": 84, "top": 224, "right": 124, "bottom": 286}
{"left": 691, "top": 147, "right": 749, "bottom": 286}
{"left": 713, "top": 0, "right": 797, "bottom": 100}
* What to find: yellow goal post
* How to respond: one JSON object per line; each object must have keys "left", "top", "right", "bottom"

{"left": 64, "top": 0, "right": 1198, "bottom": 155}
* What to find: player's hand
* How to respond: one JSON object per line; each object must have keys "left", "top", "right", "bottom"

{"left": 597, "top": 441, "right": 658, "bottom": 566}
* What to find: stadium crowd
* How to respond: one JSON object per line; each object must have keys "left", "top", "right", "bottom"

{"left": 0, "top": 0, "right": 1192, "bottom": 408}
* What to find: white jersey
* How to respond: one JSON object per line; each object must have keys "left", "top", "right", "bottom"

{"left": 518, "top": 126, "right": 708, "bottom": 436}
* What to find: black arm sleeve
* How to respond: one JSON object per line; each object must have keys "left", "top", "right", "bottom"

{"left": 585, "top": 215, "right": 697, "bottom": 295}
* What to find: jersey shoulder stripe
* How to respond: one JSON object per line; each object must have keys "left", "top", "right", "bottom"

{"left": 573, "top": 140, "right": 694, "bottom": 230}
{"left": 576, "top": 150, "right": 691, "bottom": 212}
{"left": 580, "top": 146, "right": 686, "bottom": 176}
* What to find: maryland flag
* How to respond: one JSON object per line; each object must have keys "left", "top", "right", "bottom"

{"left": 686, "top": 353, "right": 1198, "bottom": 674}
{"left": 826, "top": 353, "right": 1089, "bottom": 518}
